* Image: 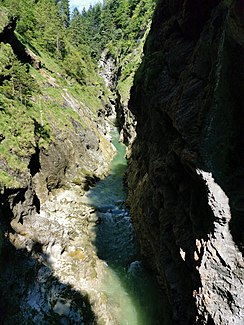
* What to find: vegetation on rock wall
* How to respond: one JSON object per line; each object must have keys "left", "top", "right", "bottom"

{"left": 0, "top": 0, "right": 156, "bottom": 190}
{"left": 68, "top": 0, "right": 156, "bottom": 104}
{"left": 0, "top": 2, "right": 159, "bottom": 323}
{"left": 0, "top": 2, "right": 103, "bottom": 190}
{"left": 79, "top": 0, "right": 156, "bottom": 142}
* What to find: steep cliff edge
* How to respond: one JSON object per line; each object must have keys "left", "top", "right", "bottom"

{"left": 127, "top": 0, "right": 244, "bottom": 324}
{"left": 0, "top": 9, "right": 116, "bottom": 323}
{"left": 0, "top": 10, "right": 114, "bottom": 193}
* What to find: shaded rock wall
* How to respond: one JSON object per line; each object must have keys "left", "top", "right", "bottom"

{"left": 0, "top": 17, "right": 39, "bottom": 66}
{"left": 127, "top": 0, "right": 244, "bottom": 324}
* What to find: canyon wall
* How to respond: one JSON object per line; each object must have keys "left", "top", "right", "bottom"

{"left": 0, "top": 14, "right": 114, "bottom": 203}
{"left": 127, "top": 0, "right": 244, "bottom": 324}
{"left": 0, "top": 13, "right": 115, "bottom": 323}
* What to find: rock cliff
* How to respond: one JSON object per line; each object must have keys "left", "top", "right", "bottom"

{"left": 127, "top": 0, "right": 244, "bottom": 324}
{"left": 0, "top": 12, "right": 116, "bottom": 323}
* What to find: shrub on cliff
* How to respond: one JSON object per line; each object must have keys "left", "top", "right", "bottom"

{"left": 0, "top": 43, "right": 38, "bottom": 103}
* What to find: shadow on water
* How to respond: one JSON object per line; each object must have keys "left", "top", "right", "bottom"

{"left": 86, "top": 127, "right": 166, "bottom": 325}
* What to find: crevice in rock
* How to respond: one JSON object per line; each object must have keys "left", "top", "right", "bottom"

{"left": 0, "top": 184, "right": 41, "bottom": 236}
{"left": 12, "top": 187, "right": 27, "bottom": 207}
{"left": 28, "top": 147, "right": 41, "bottom": 177}
{"left": 98, "top": 50, "right": 137, "bottom": 147}
{"left": 33, "top": 193, "right": 40, "bottom": 214}
{"left": 0, "top": 190, "right": 16, "bottom": 233}
{"left": 115, "top": 90, "right": 136, "bottom": 146}
{"left": 0, "top": 18, "right": 32, "bottom": 64}
{"left": 126, "top": 0, "right": 244, "bottom": 323}
{"left": 84, "top": 175, "right": 100, "bottom": 191}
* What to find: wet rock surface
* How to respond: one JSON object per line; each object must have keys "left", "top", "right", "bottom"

{"left": 0, "top": 79, "right": 116, "bottom": 322}
{"left": 0, "top": 188, "right": 121, "bottom": 324}
{"left": 0, "top": 127, "right": 166, "bottom": 325}
{"left": 127, "top": 0, "right": 244, "bottom": 324}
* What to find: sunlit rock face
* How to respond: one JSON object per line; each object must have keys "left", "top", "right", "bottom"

{"left": 127, "top": 0, "right": 244, "bottom": 324}
{"left": 0, "top": 12, "right": 117, "bottom": 323}
{"left": 0, "top": 188, "right": 123, "bottom": 324}
{"left": 195, "top": 169, "right": 243, "bottom": 325}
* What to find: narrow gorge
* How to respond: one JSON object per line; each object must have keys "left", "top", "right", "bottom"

{"left": 0, "top": 0, "right": 243, "bottom": 324}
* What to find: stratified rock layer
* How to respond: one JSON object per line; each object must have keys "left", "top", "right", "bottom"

{"left": 127, "top": 1, "right": 244, "bottom": 324}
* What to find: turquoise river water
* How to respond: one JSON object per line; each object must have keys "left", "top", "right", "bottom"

{"left": 86, "top": 127, "right": 165, "bottom": 325}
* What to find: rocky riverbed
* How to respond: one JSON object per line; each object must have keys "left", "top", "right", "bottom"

{"left": 0, "top": 127, "right": 166, "bottom": 325}
{"left": 0, "top": 186, "right": 121, "bottom": 324}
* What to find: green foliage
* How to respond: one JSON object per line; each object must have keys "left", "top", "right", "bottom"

{"left": 0, "top": 43, "right": 38, "bottom": 102}
{"left": 0, "top": 170, "right": 20, "bottom": 188}
{"left": 0, "top": 43, "right": 15, "bottom": 76}
{"left": 0, "top": 97, "right": 36, "bottom": 174}
{"left": 1, "top": 0, "right": 36, "bottom": 38}
{"left": 34, "top": 0, "right": 66, "bottom": 57}
{"left": 57, "top": 0, "right": 70, "bottom": 27}
{"left": 33, "top": 119, "right": 51, "bottom": 142}
{"left": 68, "top": 8, "right": 87, "bottom": 46}
{"left": 0, "top": 0, "right": 156, "bottom": 189}
{"left": 62, "top": 45, "right": 95, "bottom": 83}
{"left": 1, "top": 0, "right": 22, "bottom": 18}
{"left": 82, "top": 0, "right": 155, "bottom": 103}
{"left": 80, "top": 0, "right": 155, "bottom": 59}
{"left": 15, "top": 0, "right": 36, "bottom": 37}
{"left": 0, "top": 6, "right": 9, "bottom": 33}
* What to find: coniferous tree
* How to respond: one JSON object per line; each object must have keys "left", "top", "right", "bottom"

{"left": 1, "top": 0, "right": 155, "bottom": 83}
{"left": 81, "top": 3, "right": 103, "bottom": 58}
{"left": 35, "top": 0, "right": 66, "bottom": 58}
{"left": 69, "top": 7, "right": 87, "bottom": 46}
{"left": 99, "top": 4, "right": 116, "bottom": 46}
{"left": 57, "top": 0, "right": 70, "bottom": 28}
{"left": 1, "top": 0, "right": 21, "bottom": 17}
{"left": 80, "top": 0, "right": 155, "bottom": 59}
{"left": 1, "top": 0, "right": 36, "bottom": 38}
{"left": 0, "top": 43, "right": 38, "bottom": 102}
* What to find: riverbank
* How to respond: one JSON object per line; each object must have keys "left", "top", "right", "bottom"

{"left": 0, "top": 127, "right": 164, "bottom": 324}
{"left": 0, "top": 185, "right": 118, "bottom": 323}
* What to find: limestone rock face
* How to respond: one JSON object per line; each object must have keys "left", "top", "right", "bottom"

{"left": 0, "top": 189, "right": 121, "bottom": 324}
{"left": 115, "top": 90, "right": 137, "bottom": 146}
{"left": 98, "top": 50, "right": 137, "bottom": 146}
{"left": 0, "top": 12, "right": 116, "bottom": 322}
{"left": 127, "top": 0, "right": 244, "bottom": 324}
